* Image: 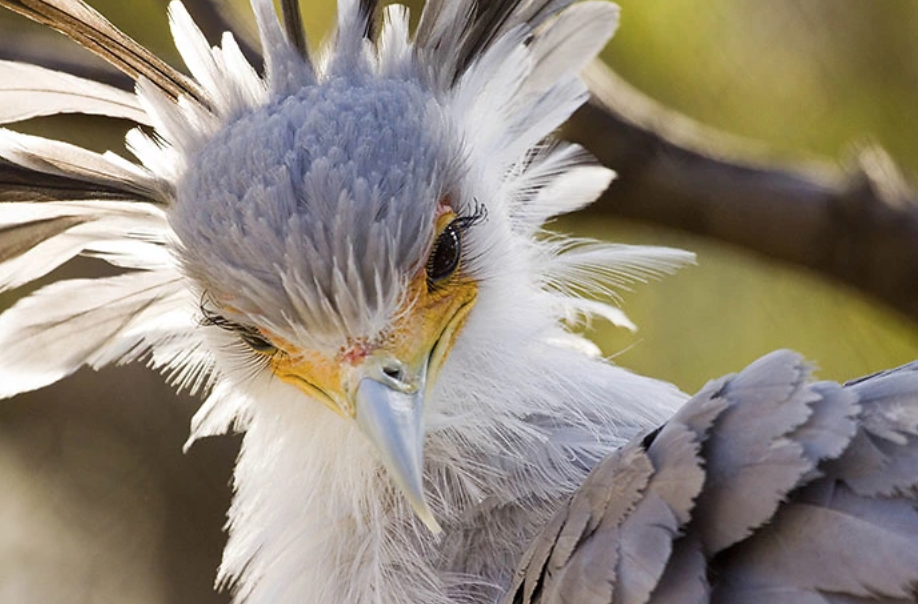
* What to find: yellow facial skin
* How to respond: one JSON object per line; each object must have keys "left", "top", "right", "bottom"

{"left": 268, "top": 213, "right": 478, "bottom": 419}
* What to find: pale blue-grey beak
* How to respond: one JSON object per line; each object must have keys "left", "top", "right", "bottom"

{"left": 355, "top": 363, "right": 441, "bottom": 533}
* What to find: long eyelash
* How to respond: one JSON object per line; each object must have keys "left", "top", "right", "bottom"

{"left": 199, "top": 293, "right": 279, "bottom": 360}
{"left": 455, "top": 199, "right": 488, "bottom": 232}
{"left": 200, "top": 306, "right": 236, "bottom": 331}
{"left": 237, "top": 348, "right": 275, "bottom": 378}
{"left": 454, "top": 201, "right": 488, "bottom": 275}
{"left": 199, "top": 292, "right": 234, "bottom": 329}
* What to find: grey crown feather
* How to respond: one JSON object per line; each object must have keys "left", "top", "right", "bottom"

{"left": 506, "top": 349, "right": 918, "bottom": 604}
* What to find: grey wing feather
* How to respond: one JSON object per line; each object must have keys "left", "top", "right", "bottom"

{"left": 788, "top": 382, "right": 860, "bottom": 478}
{"left": 646, "top": 538, "right": 709, "bottom": 604}
{"left": 505, "top": 350, "right": 918, "bottom": 604}
{"left": 612, "top": 420, "right": 708, "bottom": 604}
{"left": 692, "top": 352, "right": 833, "bottom": 554}
{"left": 541, "top": 446, "right": 652, "bottom": 604}
{"left": 717, "top": 484, "right": 918, "bottom": 603}
{"left": 505, "top": 370, "right": 725, "bottom": 604}
{"left": 505, "top": 445, "right": 652, "bottom": 604}
{"left": 833, "top": 364, "right": 918, "bottom": 497}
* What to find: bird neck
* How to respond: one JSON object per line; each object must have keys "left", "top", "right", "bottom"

{"left": 217, "top": 319, "right": 683, "bottom": 604}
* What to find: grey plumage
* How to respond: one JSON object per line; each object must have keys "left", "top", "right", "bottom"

{"left": 505, "top": 350, "right": 918, "bottom": 604}
{"left": 171, "top": 74, "right": 451, "bottom": 343}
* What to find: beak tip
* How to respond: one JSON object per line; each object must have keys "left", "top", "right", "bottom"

{"left": 413, "top": 500, "right": 443, "bottom": 534}
{"left": 422, "top": 516, "right": 444, "bottom": 535}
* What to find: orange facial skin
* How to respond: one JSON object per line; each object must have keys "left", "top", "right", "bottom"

{"left": 269, "top": 211, "right": 478, "bottom": 419}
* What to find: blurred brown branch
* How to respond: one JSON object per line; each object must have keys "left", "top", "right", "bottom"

{"left": 571, "top": 62, "right": 918, "bottom": 323}
{"left": 3, "top": 3, "right": 918, "bottom": 323}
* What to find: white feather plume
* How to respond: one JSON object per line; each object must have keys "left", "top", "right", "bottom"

{"left": 168, "top": 1, "right": 266, "bottom": 121}
{"left": 0, "top": 60, "right": 150, "bottom": 125}
{"left": 0, "top": 200, "right": 169, "bottom": 290}
{"left": 0, "top": 270, "right": 195, "bottom": 398}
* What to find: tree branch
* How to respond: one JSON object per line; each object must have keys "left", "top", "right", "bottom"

{"left": 569, "top": 62, "right": 918, "bottom": 323}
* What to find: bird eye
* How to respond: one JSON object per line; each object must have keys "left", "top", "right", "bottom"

{"left": 200, "top": 305, "right": 277, "bottom": 355}
{"left": 427, "top": 221, "right": 462, "bottom": 285}
{"left": 239, "top": 328, "right": 277, "bottom": 354}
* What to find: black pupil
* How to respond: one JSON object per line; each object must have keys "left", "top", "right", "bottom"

{"left": 427, "top": 223, "right": 461, "bottom": 283}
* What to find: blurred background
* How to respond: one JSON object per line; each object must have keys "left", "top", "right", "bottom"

{"left": 0, "top": 1, "right": 917, "bottom": 602}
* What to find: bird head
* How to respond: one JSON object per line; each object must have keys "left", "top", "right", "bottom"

{"left": 158, "top": 0, "right": 633, "bottom": 533}
{"left": 0, "top": 0, "right": 692, "bottom": 537}
{"left": 172, "top": 73, "right": 486, "bottom": 530}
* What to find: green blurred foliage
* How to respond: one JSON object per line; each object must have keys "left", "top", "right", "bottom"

{"left": 566, "top": 217, "right": 918, "bottom": 392}
{"left": 594, "top": 1, "right": 918, "bottom": 389}
{"left": 609, "top": 0, "right": 918, "bottom": 173}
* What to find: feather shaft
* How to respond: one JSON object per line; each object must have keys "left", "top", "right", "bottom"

{"left": 0, "top": 0, "right": 208, "bottom": 106}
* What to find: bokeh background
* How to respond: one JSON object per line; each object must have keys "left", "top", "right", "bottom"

{"left": 0, "top": 1, "right": 917, "bottom": 602}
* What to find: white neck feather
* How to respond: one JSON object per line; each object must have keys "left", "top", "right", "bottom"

{"left": 216, "top": 300, "right": 684, "bottom": 604}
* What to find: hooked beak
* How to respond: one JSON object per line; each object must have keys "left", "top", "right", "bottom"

{"left": 270, "top": 270, "right": 477, "bottom": 533}
{"left": 354, "top": 360, "right": 440, "bottom": 532}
